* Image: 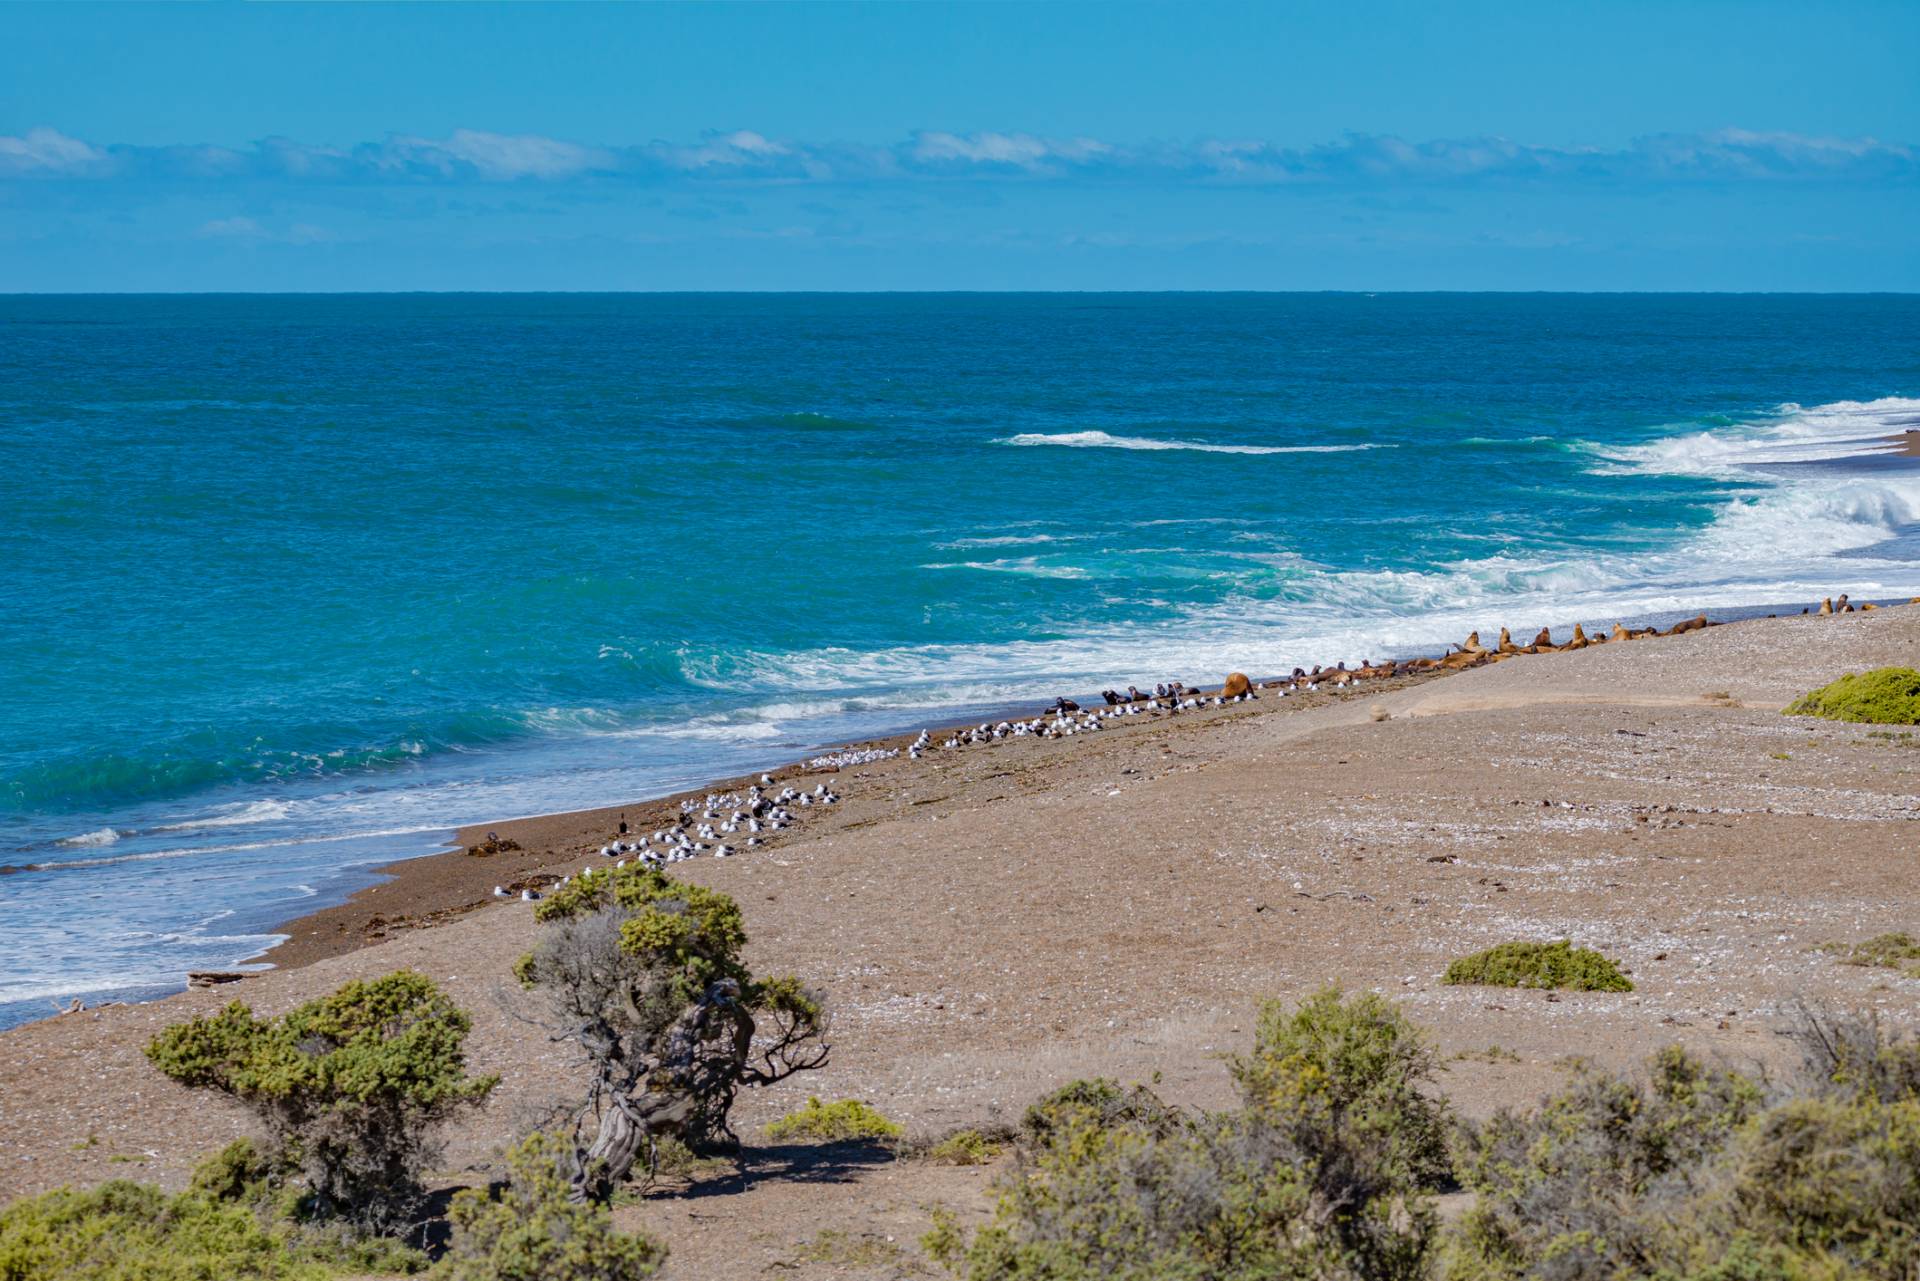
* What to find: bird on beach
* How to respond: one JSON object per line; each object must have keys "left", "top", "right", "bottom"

{"left": 493, "top": 885, "right": 508, "bottom": 898}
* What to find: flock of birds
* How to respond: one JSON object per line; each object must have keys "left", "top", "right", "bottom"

{"left": 492, "top": 682, "right": 1286, "bottom": 901}
{"left": 493, "top": 775, "right": 837, "bottom": 901}
{"left": 912, "top": 686, "right": 1265, "bottom": 756}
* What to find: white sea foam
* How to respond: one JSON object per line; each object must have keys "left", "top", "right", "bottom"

{"left": 57, "top": 827, "right": 121, "bottom": 847}
{"left": 1000, "top": 431, "right": 1388, "bottom": 455}
{"left": 936, "top": 534, "right": 1070, "bottom": 548}
{"left": 922, "top": 558, "right": 1090, "bottom": 579}
{"left": 150, "top": 798, "right": 293, "bottom": 832}
{"left": 1587, "top": 397, "right": 1920, "bottom": 476}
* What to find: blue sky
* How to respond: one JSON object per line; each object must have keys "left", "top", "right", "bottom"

{"left": 3, "top": 2, "right": 1917, "bottom": 291}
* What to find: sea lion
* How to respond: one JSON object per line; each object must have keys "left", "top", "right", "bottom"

{"left": 1562, "top": 624, "right": 1589, "bottom": 651}
{"left": 1611, "top": 622, "right": 1631, "bottom": 642}
{"left": 1667, "top": 614, "right": 1708, "bottom": 635}
{"left": 1461, "top": 631, "right": 1488, "bottom": 655}
{"left": 1836, "top": 594, "right": 1851, "bottom": 613}
{"left": 1530, "top": 627, "right": 1553, "bottom": 649}
{"left": 1498, "top": 627, "right": 1518, "bottom": 654}
{"left": 1223, "top": 672, "right": 1251, "bottom": 698}
{"left": 1818, "top": 598, "right": 1834, "bottom": 615}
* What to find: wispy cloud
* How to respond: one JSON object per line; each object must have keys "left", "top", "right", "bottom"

{"left": 3, "top": 125, "right": 1913, "bottom": 188}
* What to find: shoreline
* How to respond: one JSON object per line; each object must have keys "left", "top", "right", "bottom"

{"left": 5, "top": 601, "right": 1919, "bottom": 1239}
{"left": 250, "top": 594, "right": 1906, "bottom": 980}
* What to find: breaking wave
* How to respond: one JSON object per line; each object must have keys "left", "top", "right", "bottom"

{"left": 1000, "top": 431, "right": 1389, "bottom": 455}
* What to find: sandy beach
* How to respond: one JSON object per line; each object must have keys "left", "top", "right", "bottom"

{"left": 3, "top": 603, "right": 1917, "bottom": 1278}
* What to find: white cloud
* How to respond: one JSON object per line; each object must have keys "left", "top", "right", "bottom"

{"left": 4, "top": 126, "right": 1914, "bottom": 188}
{"left": 0, "top": 127, "right": 107, "bottom": 176}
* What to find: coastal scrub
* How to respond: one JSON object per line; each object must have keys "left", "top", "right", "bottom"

{"left": 1443, "top": 940, "right": 1633, "bottom": 992}
{"left": 937, "top": 989, "right": 1448, "bottom": 1281}
{"left": 514, "top": 864, "right": 829, "bottom": 1200}
{"left": 1448, "top": 1011, "right": 1920, "bottom": 1280}
{"left": 144, "top": 970, "right": 496, "bottom": 1236}
{"left": 0, "top": 1143, "right": 427, "bottom": 1281}
{"left": 436, "top": 1131, "right": 665, "bottom": 1281}
{"left": 1820, "top": 932, "right": 1920, "bottom": 976}
{"left": 764, "top": 1097, "right": 903, "bottom": 1144}
{"left": 1784, "top": 667, "right": 1920, "bottom": 725}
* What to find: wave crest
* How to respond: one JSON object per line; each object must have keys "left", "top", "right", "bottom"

{"left": 1000, "top": 431, "right": 1387, "bottom": 455}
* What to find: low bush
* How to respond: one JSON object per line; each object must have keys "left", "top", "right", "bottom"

{"left": 145, "top": 970, "right": 497, "bottom": 1236}
{"left": 0, "top": 1144, "right": 428, "bottom": 1281}
{"left": 1447, "top": 1011, "right": 1920, "bottom": 1281}
{"left": 1018, "top": 1078, "right": 1179, "bottom": 1150}
{"left": 1443, "top": 940, "right": 1633, "bottom": 992}
{"left": 1784, "top": 667, "right": 1920, "bottom": 725}
{"left": 0, "top": 1180, "right": 329, "bottom": 1281}
{"left": 920, "top": 1128, "right": 1010, "bottom": 1166}
{"left": 1820, "top": 932, "right": 1920, "bottom": 976}
{"left": 436, "top": 1131, "right": 666, "bottom": 1281}
{"left": 938, "top": 988, "right": 1448, "bottom": 1281}
{"left": 763, "top": 1096, "right": 903, "bottom": 1143}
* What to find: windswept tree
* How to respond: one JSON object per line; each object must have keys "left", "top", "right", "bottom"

{"left": 513, "top": 865, "right": 829, "bottom": 1201}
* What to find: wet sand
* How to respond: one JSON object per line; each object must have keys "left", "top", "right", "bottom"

{"left": 2, "top": 604, "right": 1917, "bottom": 1279}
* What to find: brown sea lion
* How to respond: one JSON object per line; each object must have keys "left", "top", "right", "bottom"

{"left": 1818, "top": 597, "right": 1834, "bottom": 615}
{"left": 1836, "top": 594, "right": 1851, "bottom": 612}
{"left": 1498, "top": 627, "right": 1518, "bottom": 654}
{"left": 1667, "top": 614, "right": 1708, "bottom": 635}
{"left": 1531, "top": 627, "right": 1553, "bottom": 648}
{"left": 1561, "top": 623, "right": 1589, "bottom": 651}
{"left": 1461, "top": 631, "right": 1488, "bottom": 654}
{"left": 1222, "top": 672, "right": 1251, "bottom": 698}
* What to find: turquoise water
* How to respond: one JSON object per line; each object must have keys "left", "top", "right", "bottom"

{"left": 4, "top": 293, "right": 1919, "bottom": 1026}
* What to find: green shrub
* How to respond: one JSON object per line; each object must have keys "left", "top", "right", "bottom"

{"left": 1232, "top": 985, "right": 1454, "bottom": 1193}
{"left": 145, "top": 970, "right": 497, "bottom": 1235}
{"left": 764, "top": 1096, "right": 903, "bottom": 1143}
{"left": 1448, "top": 1015, "right": 1920, "bottom": 1281}
{"left": 1018, "top": 1078, "right": 1178, "bottom": 1150}
{"left": 945, "top": 989, "right": 1446, "bottom": 1281}
{"left": 516, "top": 865, "right": 828, "bottom": 1198}
{"left": 0, "top": 1180, "right": 327, "bottom": 1281}
{"left": 921, "top": 1128, "right": 1010, "bottom": 1166}
{"left": 1819, "top": 932, "right": 1920, "bottom": 976}
{"left": 1784, "top": 667, "right": 1920, "bottom": 725}
{"left": 436, "top": 1131, "right": 665, "bottom": 1281}
{"left": 1443, "top": 940, "right": 1633, "bottom": 992}
{"left": 0, "top": 1144, "right": 428, "bottom": 1281}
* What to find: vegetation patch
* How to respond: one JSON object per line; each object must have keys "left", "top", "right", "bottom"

{"left": 936, "top": 989, "right": 1451, "bottom": 1281}
{"left": 145, "top": 970, "right": 496, "bottom": 1237}
{"left": 1443, "top": 940, "right": 1633, "bottom": 992}
{"left": 514, "top": 864, "right": 828, "bottom": 1201}
{"left": 1784, "top": 666, "right": 1920, "bottom": 725}
{"left": 916, "top": 1128, "right": 1011, "bottom": 1166}
{"left": 1448, "top": 1011, "right": 1920, "bottom": 1281}
{"left": 438, "top": 1130, "right": 665, "bottom": 1281}
{"left": 764, "top": 1096, "right": 903, "bottom": 1144}
{"left": 0, "top": 1144, "right": 427, "bottom": 1281}
{"left": 1821, "top": 932, "right": 1920, "bottom": 976}
{"left": 790, "top": 1229, "right": 918, "bottom": 1270}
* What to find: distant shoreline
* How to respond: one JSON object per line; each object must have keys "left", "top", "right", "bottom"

{"left": 250, "top": 594, "right": 1910, "bottom": 981}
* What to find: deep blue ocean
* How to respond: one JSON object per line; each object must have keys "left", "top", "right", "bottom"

{"left": 4, "top": 293, "right": 1920, "bottom": 1027}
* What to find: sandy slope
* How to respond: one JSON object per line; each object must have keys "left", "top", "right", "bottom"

{"left": 2, "top": 606, "right": 1916, "bottom": 1279}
